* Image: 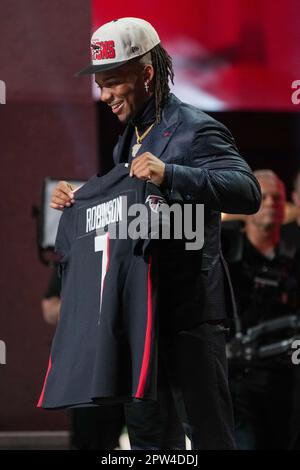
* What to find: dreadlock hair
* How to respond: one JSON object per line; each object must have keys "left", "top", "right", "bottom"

{"left": 150, "top": 44, "right": 174, "bottom": 122}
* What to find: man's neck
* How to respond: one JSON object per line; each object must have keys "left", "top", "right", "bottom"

{"left": 130, "top": 94, "right": 156, "bottom": 128}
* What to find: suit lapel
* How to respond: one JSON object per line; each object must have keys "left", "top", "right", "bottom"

{"left": 140, "top": 121, "right": 180, "bottom": 160}
{"left": 114, "top": 94, "right": 182, "bottom": 163}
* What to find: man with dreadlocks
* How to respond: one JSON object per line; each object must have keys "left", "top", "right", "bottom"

{"left": 50, "top": 18, "right": 261, "bottom": 450}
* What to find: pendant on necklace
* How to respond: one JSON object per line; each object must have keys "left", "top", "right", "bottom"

{"left": 132, "top": 143, "right": 141, "bottom": 158}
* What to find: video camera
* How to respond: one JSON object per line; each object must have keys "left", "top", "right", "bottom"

{"left": 227, "top": 314, "right": 300, "bottom": 365}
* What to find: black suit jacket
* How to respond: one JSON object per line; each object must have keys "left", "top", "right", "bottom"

{"left": 113, "top": 94, "right": 261, "bottom": 327}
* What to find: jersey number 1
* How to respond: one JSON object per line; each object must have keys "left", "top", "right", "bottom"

{"left": 94, "top": 232, "right": 110, "bottom": 325}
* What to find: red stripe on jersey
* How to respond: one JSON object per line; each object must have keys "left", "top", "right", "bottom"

{"left": 100, "top": 232, "right": 110, "bottom": 299}
{"left": 136, "top": 257, "right": 153, "bottom": 399}
{"left": 105, "top": 232, "right": 110, "bottom": 275}
{"left": 37, "top": 356, "right": 52, "bottom": 408}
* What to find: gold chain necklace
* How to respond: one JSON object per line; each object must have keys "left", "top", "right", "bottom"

{"left": 132, "top": 122, "right": 156, "bottom": 158}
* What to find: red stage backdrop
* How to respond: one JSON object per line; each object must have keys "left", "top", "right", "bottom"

{"left": 92, "top": 0, "right": 300, "bottom": 110}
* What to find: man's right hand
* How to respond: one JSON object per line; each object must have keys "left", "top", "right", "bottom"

{"left": 50, "top": 181, "right": 76, "bottom": 211}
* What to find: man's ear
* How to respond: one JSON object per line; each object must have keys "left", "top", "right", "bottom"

{"left": 143, "top": 64, "right": 155, "bottom": 83}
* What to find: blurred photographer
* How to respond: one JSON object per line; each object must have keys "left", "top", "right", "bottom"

{"left": 281, "top": 168, "right": 300, "bottom": 256}
{"left": 225, "top": 170, "right": 300, "bottom": 449}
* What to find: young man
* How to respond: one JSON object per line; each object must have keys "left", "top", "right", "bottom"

{"left": 50, "top": 17, "right": 261, "bottom": 449}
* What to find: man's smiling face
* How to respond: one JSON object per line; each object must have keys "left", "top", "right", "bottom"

{"left": 95, "top": 61, "right": 154, "bottom": 124}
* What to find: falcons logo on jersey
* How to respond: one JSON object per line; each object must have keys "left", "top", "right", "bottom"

{"left": 145, "top": 195, "right": 166, "bottom": 213}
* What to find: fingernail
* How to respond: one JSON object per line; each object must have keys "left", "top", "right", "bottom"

{"left": 66, "top": 202, "right": 71, "bottom": 207}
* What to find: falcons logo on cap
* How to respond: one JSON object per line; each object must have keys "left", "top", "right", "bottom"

{"left": 145, "top": 195, "right": 166, "bottom": 213}
{"left": 91, "top": 40, "right": 116, "bottom": 60}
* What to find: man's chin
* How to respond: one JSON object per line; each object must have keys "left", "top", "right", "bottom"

{"left": 117, "top": 113, "right": 130, "bottom": 125}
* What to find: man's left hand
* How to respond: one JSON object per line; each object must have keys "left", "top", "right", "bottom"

{"left": 130, "top": 152, "right": 165, "bottom": 185}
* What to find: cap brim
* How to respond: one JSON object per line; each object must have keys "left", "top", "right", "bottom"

{"left": 75, "top": 59, "right": 132, "bottom": 77}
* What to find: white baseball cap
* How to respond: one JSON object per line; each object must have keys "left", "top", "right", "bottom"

{"left": 76, "top": 17, "right": 160, "bottom": 76}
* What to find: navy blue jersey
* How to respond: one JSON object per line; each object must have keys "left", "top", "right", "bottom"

{"left": 38, "top": 164, "right": 168, "bottom": 409}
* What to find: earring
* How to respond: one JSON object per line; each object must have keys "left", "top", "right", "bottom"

{"left": 144, "top": 81, "right": 149, "bottom": 93}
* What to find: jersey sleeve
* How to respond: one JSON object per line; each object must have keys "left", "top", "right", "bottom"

{"left": 54, "top": 207, "right": 74, "bottom": 260}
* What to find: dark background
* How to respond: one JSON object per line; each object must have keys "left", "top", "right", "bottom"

{"left": 0, "top": 0, "right": 97, "bottom": 430}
